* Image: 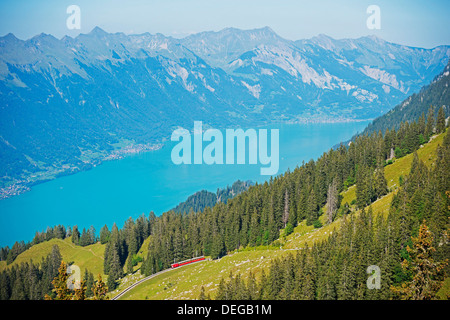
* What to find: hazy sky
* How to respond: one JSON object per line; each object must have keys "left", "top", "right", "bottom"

{"left": 0, "top": 0, "right": 448, "bottom": 48}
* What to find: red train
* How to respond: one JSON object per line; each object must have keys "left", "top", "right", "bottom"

{"left": 171, "top": 256, "right": 205, "bottom": 268}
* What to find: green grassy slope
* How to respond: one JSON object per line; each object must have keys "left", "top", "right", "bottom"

{"left": 117, "top": 130, "right": 447, "bottom": 300}
{"left": 0, "top": 237, "right": 106, "bottom": 277}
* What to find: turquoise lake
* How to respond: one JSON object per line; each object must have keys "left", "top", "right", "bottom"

{"left": 0, "top": 121, "right": 370, "bottom": 247}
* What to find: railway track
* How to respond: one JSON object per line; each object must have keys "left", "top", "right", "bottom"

{"left": 111, "top": 258, "right": 207, "bottom": 300}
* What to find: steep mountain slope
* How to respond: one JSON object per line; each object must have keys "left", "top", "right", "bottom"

{"left": 180, "top": 27, "right": 286, "bottom": 70}
{"left": 172, "top": 180, "right": 253, "bottom": 214}
{"left": 185, "top": 28, "right": 450, "bottom": 120}
{"left": 297, "top": 34, "right": 450, "bottom": 95}
{"left": 0, "top": 29, "right": 259, "bottom": 196}
{"left": 362, "top": 59, "right": 450, "bottom": 135}
{"left": 115, "top": 129, "right": 448, "bottom": 300}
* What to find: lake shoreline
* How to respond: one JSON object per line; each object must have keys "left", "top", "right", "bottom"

{"left": 0, "top": 142, "right": 163, "bottom": 201}
{"left": 0, "top": 120, "right": 371, "bottom": 248}
{"left": 0, "top": 118, "right": 370, "bottom": 201}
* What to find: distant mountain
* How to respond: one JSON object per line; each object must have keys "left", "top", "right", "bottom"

{"left": 0, "top": 29, "right": 259, "bottom": 196}
{"left": 1, "top": 27, "right": 449, "bottom": 196}
{"left": 183, "top": 28, "right": 449, "bottom": 120}
{"left": 362, "top": 59, "right": 450, "bottom": 135}
{"left": 180, "top": 27, "right": 287, "bottom": 70}
{"left": 296, "top": 34, "right": 449, "bottom": 95}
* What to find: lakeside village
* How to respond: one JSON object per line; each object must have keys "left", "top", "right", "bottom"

{"left": 0, "top": 143, "right": 162, "bottom": 200}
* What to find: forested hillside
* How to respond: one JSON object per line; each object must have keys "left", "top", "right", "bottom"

{"left": 97, "top": 104, "right": 448, "bottom": 298}
{"left": 362, "top": 59, "right": 450, "bottom": 136}
{"left": 113, "top": 118, "right": 448, "bottom": 300}
{"left": 113, "top": 127, "right": 449, "bottom": 300}
{"left": 172, "top": 180, "right": 253, "bottom": 214}
{"left": 213, "top": 134, "right": 450, "bottom": 299}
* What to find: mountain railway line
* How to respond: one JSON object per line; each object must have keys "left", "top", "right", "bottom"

{"left": 111, "top": 257, "right": 206, "bottom": 300}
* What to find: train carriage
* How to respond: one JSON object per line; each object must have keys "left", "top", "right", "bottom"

{"left": 171, "top": 256, "right": 205, "bottom": 268}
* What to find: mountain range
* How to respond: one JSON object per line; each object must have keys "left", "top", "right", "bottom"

{"left": 362, "top": 59, "right": 450, "bottom": 135}
{"left": 1, "top": 26, "right": 449, "bottom": 196}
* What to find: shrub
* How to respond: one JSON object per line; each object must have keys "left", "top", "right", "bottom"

{"left": 344, "top": 175, "right": 355, "bottom": 189}
{"left": 131, "top": 254, "right": 143, "bottom": 266}
{"left": 313, "top": 220, "right": 323, "bottom": 228}
{"left": 395, "top": 147, "right": 404, "bottom": 158}
{"left": 284, "top": 223, "right": 294, "bottom": 237}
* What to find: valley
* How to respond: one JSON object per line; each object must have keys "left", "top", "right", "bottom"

{"left": 1, "top": 27, "right": 449, "bottom": 199}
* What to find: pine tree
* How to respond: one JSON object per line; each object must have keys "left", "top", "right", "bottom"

{"left": 302, "top": 252, "right": 316, "bottom": 299}
{"left": 249, "top": 208, "right": 260, "bottom": 246}
{"left": 92, "top": 274, "right": 109, "bottom": 300}
{"left": 211, "top": 232, "right": 224, "bottom": 260}
{"left": 326, "top": 178, "right": 339, "bottom": 225}
{"left": 306, "top": 188, "right": 318, "bottom": 226}
{"left": 80, "top": 228, "right": 89, "bottom": 246}
{"left": 247, "top": 271, "right": 258, "bottom": 300}
{"left": 99, "top": 225, "right": 111, "bottom": 244}
{"left": 391, "top": 221, "right": 448, "bottom": 299}
{"left": 216, "top": 278, "right": 227, "bottom": 300}
{"left": 109, "top": 246, "right": 123, "bottom": 281}
{"left": 374, "top": 164, "right": 388, "bottom": 199}
{"left": 126, "top": 253, "right": 134, "bottom": 275}
{"left": 173, "top": 225, "right": 183, "bottom": 262}
{"left": 297, "top": 187, "right": 307, "bottom": 221}
{"left": 88, "top": 225, "right": 97, "bottom": 244}
{"left": 356, "top": 164, "right": 373, "bottom": 209}
{"left": 425, "top": 106, "right": 435, "bottom": 139}
{"left": 48, "top": 261, "right": 71, "bottom": 300}
{"left": 104, "top": 223, "right": 122, "bottom": 276}
{"left": 84, "top": 269, "right": 94, "bottom": 297}
{"left": 436, "top": 106, "right": 446, "bottom": 134}
{"left": 106, "top": 274, "right": 116, "bottom": 293}
{"left": 282, "top": 188, "right": 289, "bottom": 228}
{"left": 198, "top": 286, "right": 208, "bottom": 300}
{"left": 72, "top": 226, "right": 80, "bottom": 245}
{"left": 73, "top": 280, "right": 87, "bottom": 300}
{"left": 258, "top": 269, "right": 270, "bottom": 300}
